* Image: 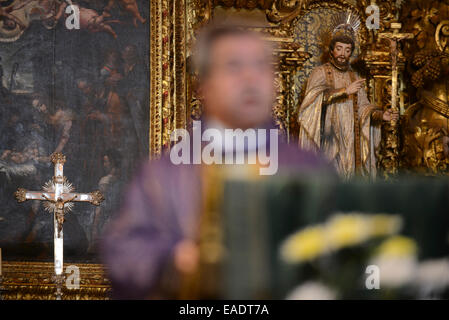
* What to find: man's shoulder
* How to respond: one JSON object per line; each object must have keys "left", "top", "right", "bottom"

{"left": 313, "top": 64, "right": 361, "bottom": 80}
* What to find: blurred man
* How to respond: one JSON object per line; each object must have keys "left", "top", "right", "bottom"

{"left": 101, "top": 22, "right": 332, "bottom": 299}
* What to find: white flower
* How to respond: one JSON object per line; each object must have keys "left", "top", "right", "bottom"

{"left": 369, "top": 256, "right": 417, "bottom": 288}
{"left": 370, "top": 236, "right": 418, "bottom": 288}
{"left": 286, "top": 281, "right": 337, "bottom": 300}
{"left": 413, "top": 258, "right": 449, "bottom": 296}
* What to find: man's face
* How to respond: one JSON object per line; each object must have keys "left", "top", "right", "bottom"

{"left": 331, "top": 41, "right": 352, "bottom": 66}
{"left": 200, "top": 34, "right": 275, "bottom": 129}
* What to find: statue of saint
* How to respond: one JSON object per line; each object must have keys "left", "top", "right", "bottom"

{"left": 298, "top": 14, "right": 399, "bottom": 179}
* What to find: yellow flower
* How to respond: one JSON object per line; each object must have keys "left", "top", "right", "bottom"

{"left": 367, "top": 214, "right": 402, "bottom": 237}
{"left": 325, "top": 214, "right": 369, "bottom": 249}
{"left": 375, "top": 236, "right": 418, "bottom": 258}
{"left": 280, "top": 226, "right": 328, "bottom": 263}
{"left": 280, "top": 213, "right": 406, "bottom": 264}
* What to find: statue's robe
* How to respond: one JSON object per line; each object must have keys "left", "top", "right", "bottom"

{"left": 298, "top": 62, "right": 382, "bottom": 179}
{"left": 100, "top": 122, "right": 335, "bottom": 299}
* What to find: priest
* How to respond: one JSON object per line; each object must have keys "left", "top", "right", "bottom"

{"left": 101, "top": 22, "right": 334, "bottom": 299}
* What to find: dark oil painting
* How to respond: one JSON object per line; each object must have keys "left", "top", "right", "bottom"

{"left": 0, "top": 0, "right": 150, "bottom": 262}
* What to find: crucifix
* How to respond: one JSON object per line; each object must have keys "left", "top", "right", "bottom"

{"left": 378, "top": 22, "right": 413, "bottom": 172}
{"left": 14, "top": 153, "right": 104, "bottom": 300}
{"left": 379, "top": 22, "right": 414, "bottom": 126}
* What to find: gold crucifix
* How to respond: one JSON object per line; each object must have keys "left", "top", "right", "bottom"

{"left": 378, "top": 22, "right": 413, "bottom": 174}
{"left": 14, "top": 153, "right": 104, "bottom": 299}
{"left": 379, "top": 22, "right": 414, "bottom": 126}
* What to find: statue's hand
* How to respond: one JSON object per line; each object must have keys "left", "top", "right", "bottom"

{"left": 383, "top": 109, "right": 399, "bottom": 122}
{"left": 345, "top": 79, "right": 365, "bottom": 96}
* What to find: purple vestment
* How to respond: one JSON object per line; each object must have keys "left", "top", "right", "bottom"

{"left": 101, "top": 127, "right": 335, "bottom": 299}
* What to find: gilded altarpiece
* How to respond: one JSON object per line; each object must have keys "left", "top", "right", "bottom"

{"left": 153, "top": 0, "right": 410, "bottom": 175}
{"left": 156, "top": 0, "right": 449, "bottom": 177}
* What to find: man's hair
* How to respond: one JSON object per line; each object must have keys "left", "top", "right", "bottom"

{"left": 329, "top": 35, "right": 355, "bottom": 54}
{"left": 193, "top": 22, "right": 263, "bottom": 80}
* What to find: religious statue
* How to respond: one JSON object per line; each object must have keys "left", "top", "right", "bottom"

{"left": 297, "top": 13, "right": 399, "bottom": 179}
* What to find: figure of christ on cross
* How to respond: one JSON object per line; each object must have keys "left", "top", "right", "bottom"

{"left": 14, "top": 153, "right": 104, "bottom": 299}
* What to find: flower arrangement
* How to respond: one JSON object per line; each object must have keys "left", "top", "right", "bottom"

{"left": 281, "top": 213, "right": 402, "bottom": 263}
{"left": 280, "top": 212, "right": 449, "bottom": 299}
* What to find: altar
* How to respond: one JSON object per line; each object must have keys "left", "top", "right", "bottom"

{"left": 1, "top": 261, "right": 110, "bottom": 300}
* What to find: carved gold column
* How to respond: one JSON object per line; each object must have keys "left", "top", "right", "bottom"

{"left": 276, "top": 42, "right": 311, "bottom": 141}
{"left": 150, "top": 0, "right": 164, "bottom": 158}
{"left": 173, "top": 0, "right": 188, "bottom": 139}
{"left": 151, "top": 0, "right": 190, "bottom": 158}
{"left": 185, "top": 0, "right": 212, "bottom": 125}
